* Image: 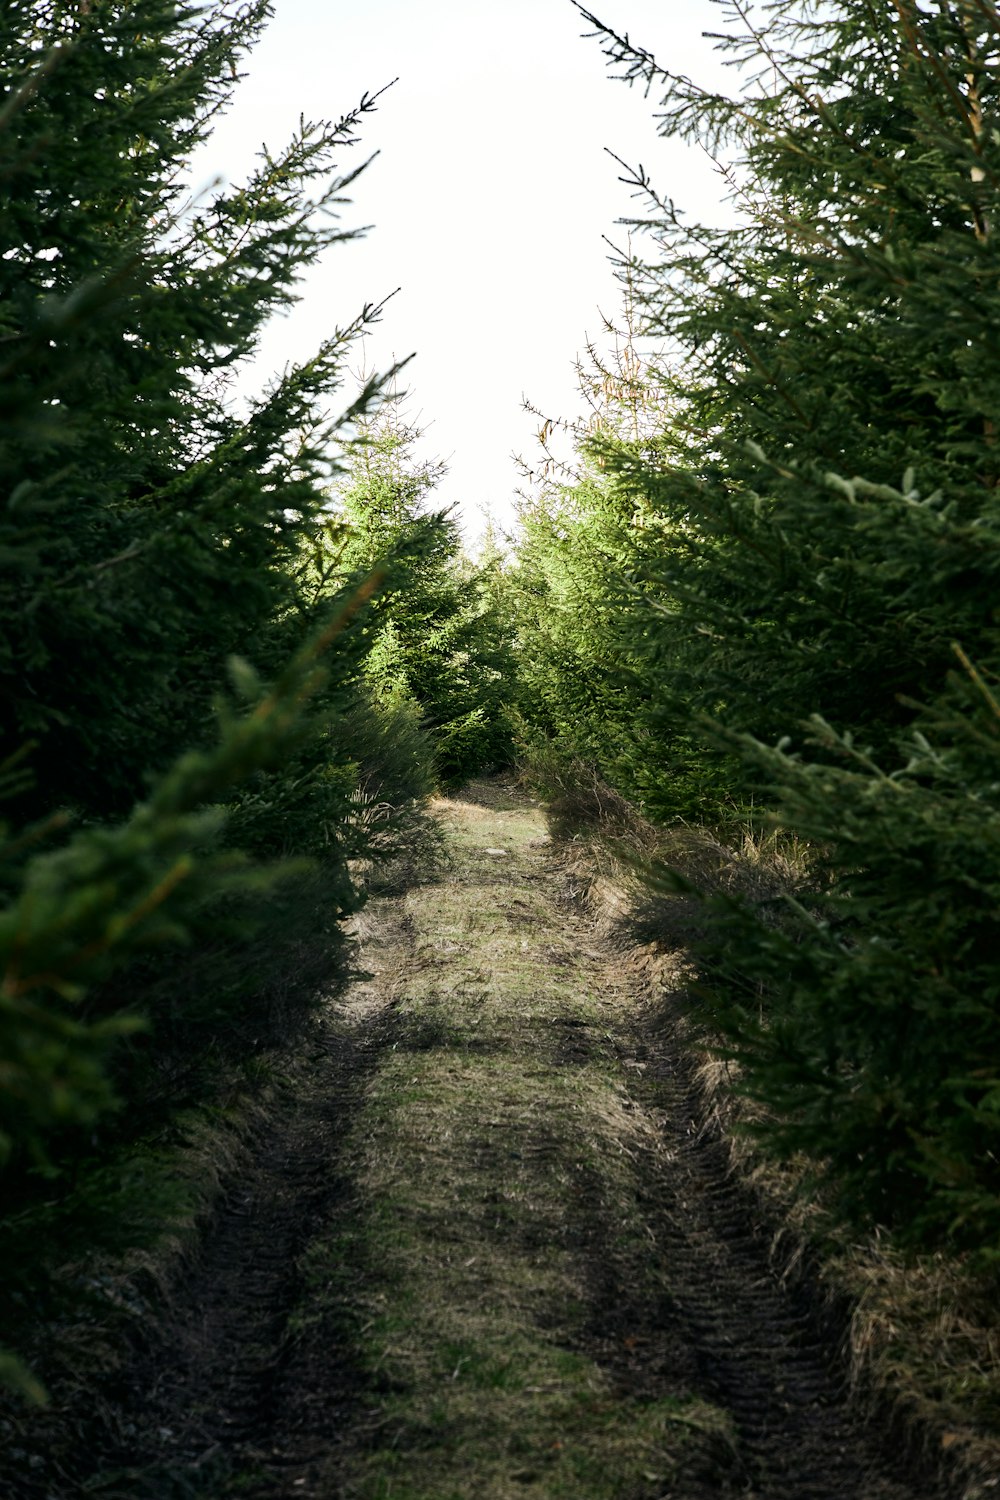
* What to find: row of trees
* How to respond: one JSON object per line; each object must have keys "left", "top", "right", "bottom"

{"left": 0, "top": 0, "right": 512, "bottom": 1398}
{"left": 335, "top": 407, "right": 515, "bottom": 787}
{"left": 512, "top": 0, "right": 1000, "bottom": 1255}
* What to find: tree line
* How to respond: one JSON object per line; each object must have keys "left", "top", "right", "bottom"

{"left": 0, "top": 0, "right": 512, "bottom": 1399}
{"left": 3, "top": 0, "right": 1000, "bottom": 1407}
{"left": 511, "top": 0, "right": 1000, "bottom": 1258}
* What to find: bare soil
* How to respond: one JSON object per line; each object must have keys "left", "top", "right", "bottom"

{"left": 0, "top": 779, "right": 960, "bottom": 1499}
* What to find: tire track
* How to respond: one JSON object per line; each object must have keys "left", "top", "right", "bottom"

{"left": 610, "top": 1012, "right": 949, "bottom": 1500}
{"left": 25, "top": 906, "right": 411, "bottom": 1500}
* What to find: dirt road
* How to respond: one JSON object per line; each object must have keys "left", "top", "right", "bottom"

{"left": 14, "top": 780, "right": 948, "bottom": 1499}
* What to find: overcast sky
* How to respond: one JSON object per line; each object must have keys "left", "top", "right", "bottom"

{"left": 195, "top": 0, "right": 733, "bottom": 537}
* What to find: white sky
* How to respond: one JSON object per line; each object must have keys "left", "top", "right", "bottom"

{"left": 196, "top": 0, "right": 733, "bottom": 537}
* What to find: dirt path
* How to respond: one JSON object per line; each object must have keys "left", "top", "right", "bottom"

{"left": 23, "top": 780, "right": 949, "bottom": 1499}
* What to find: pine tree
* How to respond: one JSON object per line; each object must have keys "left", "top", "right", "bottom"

{"left": 0, "top": 0, "right": 421, "bottom": 1393}
{"left": 577, "top": 0, "right": 1000, "bottom": 759}
{"left": 333, "top": 404, "right": 517, "bottom": 783}
{"left": 1, "top": 0, "right": 392, "bottom": 820}
{"left": 559, "top": 0, "right": 1000, "bottom": 1250}
{"left": 511, "top": 295, "right": 731, "bottom": 816}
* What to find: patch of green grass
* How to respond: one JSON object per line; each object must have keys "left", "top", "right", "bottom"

{"left": 350, "top": 1386, "right": 734, "bottom": 1500}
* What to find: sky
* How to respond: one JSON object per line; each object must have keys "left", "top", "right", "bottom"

{"left": 194, "top": 0, "right": 734, "bottom": 538}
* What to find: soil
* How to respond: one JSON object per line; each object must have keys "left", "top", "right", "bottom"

{"left": 0, "top": 778, "right": 959, "bottom": 1500}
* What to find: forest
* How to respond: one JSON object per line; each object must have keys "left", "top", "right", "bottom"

{"left": 2, "top": 0, "right": 1000, "bottom": 1495}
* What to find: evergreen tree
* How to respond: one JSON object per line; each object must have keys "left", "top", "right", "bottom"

{"left": 575, "top": 0, "right": 1000, "bottom": 762}
{"left": 1, "top": 0, "right": 392, "bottom": 821}
{"left": 0, "top": 0, "right": 432, "bottom": 1393}
{"left": 512, "top": 297, "right": 732, "bottom": 816}
{"left": 333, "top": 404, "right": 517, "bottom": 783}
{"left": 535, "top": 0, "right": 1000, "bottom": 1250}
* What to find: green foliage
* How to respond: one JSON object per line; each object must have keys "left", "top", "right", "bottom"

{"left": 510, "top": 305, "right": 739, "bottom": 821}
{"left": 512, "top": 476, "right": 646, "bottom": 781}
{"left": 0, "top": 584, "right": 379, "bottom": 1163}
{"left": 0, "top": 0, "right": 391, "bottom": 1152}
{"left": 345, "top": 689, "right": 437, "bottom": 810}
{"left": 514, "top": 0, "right": 1000, "bottom": 1252}
{"left": 687, "top": 661, "right": 1000, "bottom": 1252}
{"left": 333, "top": 406, "right": 518, "bottom": 784}
{"left": 0, "top": 0, "right": 453, "bottom": 1397}
{"left": 574, "top": 0, "right": 1000, "bottom": 758}
{"left": 0, "top": 0, "right": 393, "bottom": 821}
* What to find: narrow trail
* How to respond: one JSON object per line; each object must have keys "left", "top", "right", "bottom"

{"left": 20, "top": 779, "right": 950, "bottom": 1500}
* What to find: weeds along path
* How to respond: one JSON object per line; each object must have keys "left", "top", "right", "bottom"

{"left": 56, "top": 778, "right": 946, "bottom": 1500}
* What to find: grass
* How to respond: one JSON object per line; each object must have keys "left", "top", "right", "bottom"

{"left": 295, "top": 779, "right": 734, "bottom": 1499}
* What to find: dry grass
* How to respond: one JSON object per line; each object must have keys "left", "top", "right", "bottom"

{"left": 520, "top": 751, "right": 814, "bottom": 963}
